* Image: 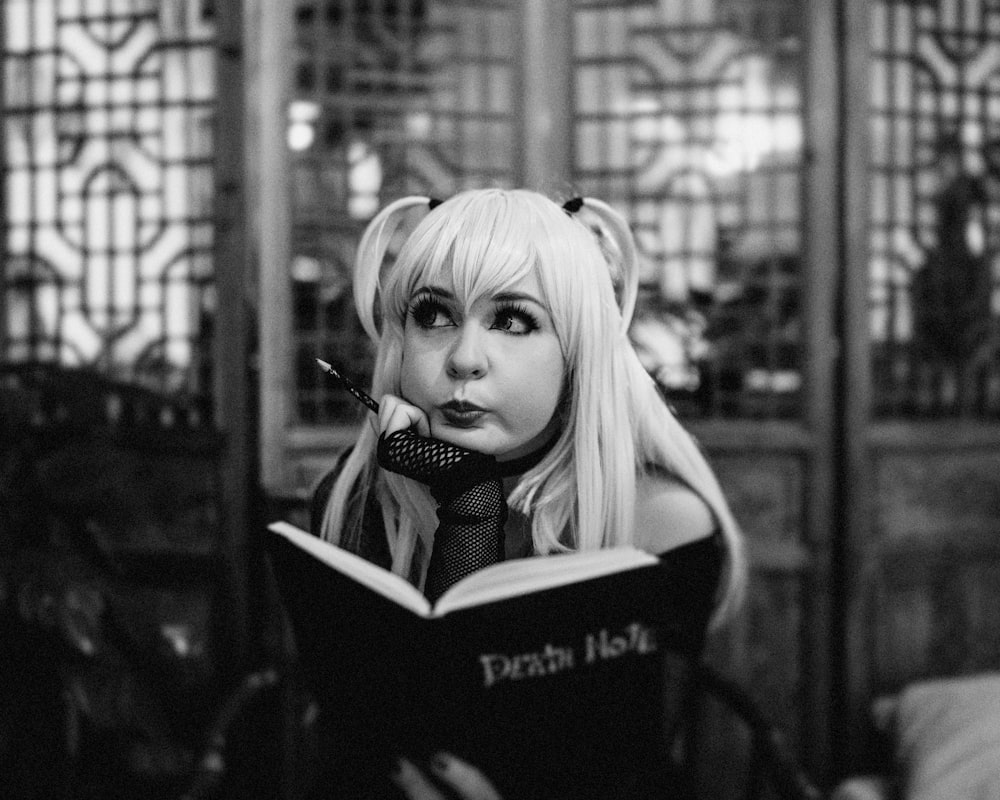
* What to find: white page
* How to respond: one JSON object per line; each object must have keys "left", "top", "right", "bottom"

{"left": 433, "top": 546, "right": 657, "bottom": 617}
{"left": 271, "top": 520, "right": 657, "bottom": 620}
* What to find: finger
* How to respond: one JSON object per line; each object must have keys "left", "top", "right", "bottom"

{"left": 378, "top": 394, "right": 430, "bottom": 437}
{"left": 417, "top": 418, "right": 431, "bottom": 437}
{"left": 390, "top": 757, "right": 448, "bottom": 800}
{"left": 414, "top": 411, "right": 431, "bottom": 437}
{"left": 384, "top": 404, "right": 426, "bottom": 436}
{"left": 429, "top": 753, "right": 503, "bottom": 800}
{"left": 377, "top": 394, "right": 400, "bottom": 434}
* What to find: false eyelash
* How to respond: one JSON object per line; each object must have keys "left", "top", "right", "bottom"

{"left": 493, "top": 301, "right": 540, "bottom": 334}
{"left": 408, "top": 291, "right": 452, "bottom": 328}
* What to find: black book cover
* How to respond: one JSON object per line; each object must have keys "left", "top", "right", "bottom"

{"left": 266, "top": 522, "right": 715, "bottom": 800}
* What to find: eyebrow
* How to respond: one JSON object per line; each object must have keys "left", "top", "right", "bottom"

{"left": 414, "top": 285, "right": 546, "bottom": 306}
{"left": 494, "top": 291, "right": 544, "bottom": 305}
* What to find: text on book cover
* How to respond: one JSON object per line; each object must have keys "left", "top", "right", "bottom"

{"left": 478, "top": 622, "right": 658, "bottom": 688}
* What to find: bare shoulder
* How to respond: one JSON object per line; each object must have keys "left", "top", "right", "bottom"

{"left": 633, "top": 470, "right": 717, "bottom": 554}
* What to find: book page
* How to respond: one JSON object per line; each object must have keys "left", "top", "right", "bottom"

{"left": 268, "top": 521, "right": 432, "bottom": 617}
{"left": 433, "top": 546, "right": 657, "bottom": 617}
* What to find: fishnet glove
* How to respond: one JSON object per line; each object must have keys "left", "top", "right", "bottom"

{"left": 377, "top": 428, "right": 506, "bottom": 602}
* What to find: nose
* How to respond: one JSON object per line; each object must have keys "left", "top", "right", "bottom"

{"left": 446, "top": 324, "right": 488, "bottom": 379}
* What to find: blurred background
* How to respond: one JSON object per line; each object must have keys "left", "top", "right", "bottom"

{"left": 3, "top": 0, "right": 1000, "bottom": 798}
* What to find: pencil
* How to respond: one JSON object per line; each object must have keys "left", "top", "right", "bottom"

{"left": 315, "top": 358, "right": 380, "bottom": 414}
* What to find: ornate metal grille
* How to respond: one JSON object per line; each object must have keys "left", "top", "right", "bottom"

{"left": 287, "top": 0, "right": 803, "bottom": 425}
{"left": 871, "top": 0, "right": 1000, "bottom": 417}
{"left": 1, "top": 0, "right": 217, "bottom": 399}
{"left": 572, "top": 0, "right": 804, "bottom": 418}
{"left": 289, "top": 0, "right": 518, "bottom": 426}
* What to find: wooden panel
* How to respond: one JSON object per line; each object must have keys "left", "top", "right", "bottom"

{"left": 33, "top": 437, "right": 222, "bottom": 556}
{"left": 704, "top": 448, "right": 814, "bottom": 758}
{"left": 0, "top": 364, "right": 245, "bottom": 796}
{"left": 864, "top": 445, "right": 1000, "bottom": 687}
{"left": 875, "top": 450, "right": 1000, "bottom": 540}
{"left": 714, "top": 452, "right": 805, "bottom": 546}
{"left": 844, "top": 431, "right": 1000, "bottom": 773}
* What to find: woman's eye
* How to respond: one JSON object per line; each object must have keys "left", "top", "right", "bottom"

{"left": 492, "top": 304, "right": 538, "bottom": 335}
{"left": 409, "top": 297, "right": 454, "bottom": 329}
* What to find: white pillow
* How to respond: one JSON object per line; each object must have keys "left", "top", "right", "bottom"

{"left": 895, "top": 673, "right": 1000, "bottom": 800}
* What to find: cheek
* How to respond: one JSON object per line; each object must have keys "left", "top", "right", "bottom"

{"left": 399, "top": 339, "right": 439, "bottom": 402}
{"left": 509, "top": 350, "right": 565, "bottom": 425}
{"left": 512, "top": 389, "right": 560, "bottom": 431}
{"left": 398, "top": 352, "right": 422, "bottom": 401}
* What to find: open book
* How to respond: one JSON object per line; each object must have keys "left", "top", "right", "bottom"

{"left": 269, "top": 520, "right": 658, "bottom": 617}
{"left": 266, "top": 520, "right": 719, "bottom": 800}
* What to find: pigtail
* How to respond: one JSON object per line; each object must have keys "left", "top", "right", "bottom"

{"left": 562, "top": 197, "right": 640, "bottom": 332}
{"left": 322, "top": 195, "right": 440, "bottom": 556}
{"left": 354, "top": 196, "right": 438, "bottom": 342}
{"left": 565, "top": 195, "right": 745, "bottom": 623}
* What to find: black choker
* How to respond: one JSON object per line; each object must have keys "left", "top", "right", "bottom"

{"left": 497, "top": 430, "right": 561, "bottom": 477}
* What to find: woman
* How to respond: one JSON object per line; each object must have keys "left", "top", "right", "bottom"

{"left": 311, "top": 188, "right": 745, "bottom": 799}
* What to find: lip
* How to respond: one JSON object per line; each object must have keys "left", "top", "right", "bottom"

{"left": 440, "top": 400, "right": 487, "bottom": 427}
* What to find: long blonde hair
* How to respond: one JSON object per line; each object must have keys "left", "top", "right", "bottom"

{"left": 319, "top": 188, "right": 745, "bottom": 620}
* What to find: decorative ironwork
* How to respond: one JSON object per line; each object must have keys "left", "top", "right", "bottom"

{"left": 286, "top": 0, "right": 804, "bottom": 424}
{"left": 289, "top": 0, "right": 518, "bottom": 425}
{"left": 1, "top": 0, "right": 217, "bottom": 398}
{"left": 572, "top": 0, "right": 805, "bottom": 419}
{"left": 871, "top": 0, "right": 1000, "bottom": 417}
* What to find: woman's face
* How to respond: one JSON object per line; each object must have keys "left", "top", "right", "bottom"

{"left": 399, "top": 270, "right": 566, "bottom": 460}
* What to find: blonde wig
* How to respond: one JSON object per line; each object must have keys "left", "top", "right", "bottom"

{"left": 319, "top": 188, "right": 745, "bottom": 620}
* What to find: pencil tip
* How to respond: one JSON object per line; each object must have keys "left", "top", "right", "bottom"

{"left": 315, "top": 358, "right": 332, "bottom": 371}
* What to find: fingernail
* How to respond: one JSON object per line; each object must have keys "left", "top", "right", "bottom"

{"left": 430, "top": 752, "right": 452, "bottom": 773}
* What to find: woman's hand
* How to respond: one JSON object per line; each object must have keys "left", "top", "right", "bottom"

{"left": 378, "top": 393, "right": 431, "bottom": 438}
{"left": 391, "top": 753, "right": 502, "bottom": 800}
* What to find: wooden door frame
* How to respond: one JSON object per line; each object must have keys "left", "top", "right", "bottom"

{"left": 519, "top": 0, "right": 573, "bottom": 190}
{"left": 835, "top": 0, "right": 873, "bottom": 780}
{"left": 799, "top": 0, "right": 842, "bottom": 781}
{"left": 213, "top": 0, "right": 254, "bottom": 667}
{"left": 247, "top": 0, "right": 297, "bottom": 498}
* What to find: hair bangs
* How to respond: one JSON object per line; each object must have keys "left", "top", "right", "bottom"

{"left": 448, "top": 218, "right": 537, "bottom": 307}
{"left": 385, "top": 191, "right": 544, "bottom": 322}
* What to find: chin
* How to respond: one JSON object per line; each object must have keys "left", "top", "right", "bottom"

{"left": 431, "top": 424, "right": 494, "bottom": 455}
{"left": 434, "top": 425, "right": 505, "bottom": 455}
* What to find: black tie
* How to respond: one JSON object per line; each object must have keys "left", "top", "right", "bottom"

{"left": 378, "top": 429, "right": 505, "bottom": 602}
{"left": 377, "top": 428, "right": 560, "bottom": 602}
